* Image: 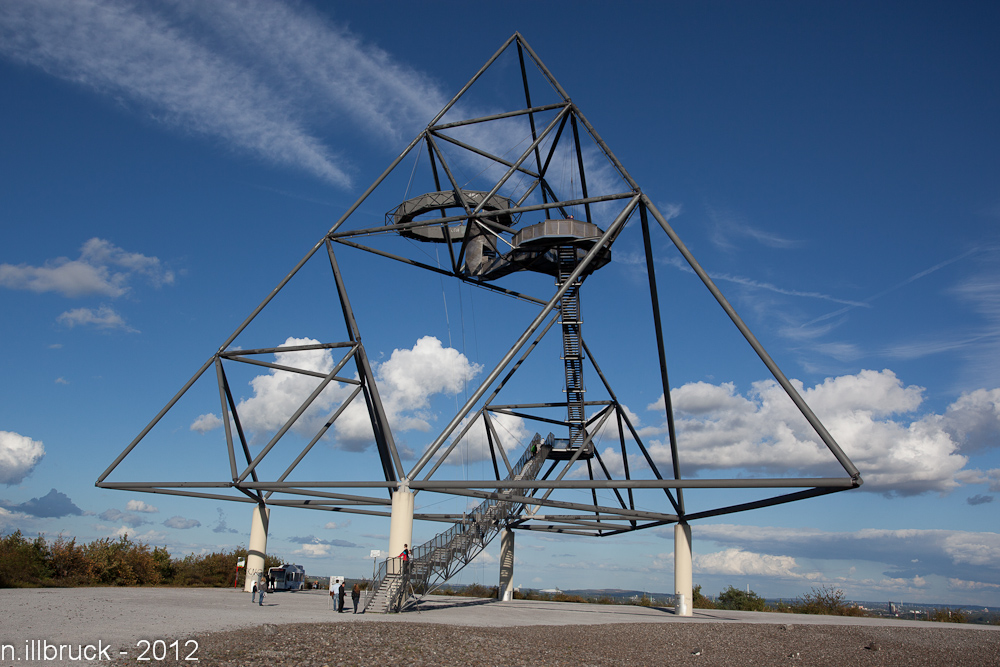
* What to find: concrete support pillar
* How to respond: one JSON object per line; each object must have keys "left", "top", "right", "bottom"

{"left": 674, "top": 522, "right": 692, "bottom": 616}
{"left": 388, "top": 487, "right": 414, "bottom": 559}
{"left": 244, "top": 504, "right": 269, "bottom": 592}
{"left": 498, "top": 528, "right": 514, "bottom": 601}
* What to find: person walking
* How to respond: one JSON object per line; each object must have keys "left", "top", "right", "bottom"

{"left": 351, "top": 583, "right": 361, "bottom": 613}
{"left": 258, "top": 577, "right": 266, "bottom": 606}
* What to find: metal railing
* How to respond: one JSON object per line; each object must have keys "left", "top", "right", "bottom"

{"left": 363, "top": 433, "right": 551, "bottom": 613}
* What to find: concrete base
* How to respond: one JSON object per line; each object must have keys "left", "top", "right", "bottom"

{"left": 674, "top": 523, "right": 692, "bottom": 616}
{"left": 388, "top": 488, "right": 414, "bottom": 558}
{"left": 244, "top": 505, "right": 269, "bottom": 592}
{"left": 499, "top": 528, "right": 514, "bottom": 601}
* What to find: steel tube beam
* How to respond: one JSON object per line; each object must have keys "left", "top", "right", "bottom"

{"left": 215, "top": 357, "right": 238, "bottom": 482}
{"left": 430, "top": 131, "right": 540, "bottom": 178}
{"left": 429, "top": 102, "right": 568, "bottom": 131}
{"left": 330, "top": 192, "right": 635, "bottom": 239}
{"left": 327, "top": 243, "right": 404, "bottom": 481}
{"left": 407, "top": 195, "right": 639, "bottom": 480}
{"left": 330, "top": 238, "right": 547, "bottom": 306}
{"left": 434, "top": 487, "right": 678, "bottom": 522}
{"left": 643, "top": 197, "right": 862, "bottom": 481}
{"left": 225, "top": 355, "right": 360, "bottom": 385}
{"left": 641, "top": 204, "right": 685, "bottom": 515}
{"left": 219, "top": 342, "right": 354, "bottom": 357}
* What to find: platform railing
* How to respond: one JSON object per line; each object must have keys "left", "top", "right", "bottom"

{"left": 364, "top": 433, "right": 551, "bottom": 613}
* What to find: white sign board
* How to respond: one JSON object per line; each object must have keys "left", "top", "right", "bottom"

{"left": 369, "top": 550, "right": 385, "bottom": 559}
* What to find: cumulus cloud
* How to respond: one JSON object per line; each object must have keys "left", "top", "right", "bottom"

{"left": 163, "top": 516, "right": 201, "bottom": 529}
{"left": 288, "top": 534, "right": 360, "bottom": 548}
{"left": 324, "top": 520, "right": 351, "bottom": 530}
{"left": 443, "top": 411, "right": 531, "bottom": 466}
{"left": 224, "top": 335, "right": 481, "bottom": 453}
{"left": 643, "top": 369, "right": 987, "bottom": 495}
{"left": 2, "top": 488, "right": 82, "bottom": 518}
{"left": 0, "top": 238, "right": 172, "bottom": 298}
{"left": 294, "top": 543, "right": 331, "bottom": 558}
{"left": 939, "top": 388, "right": 1000, "bottom": 453}
{"left": 694, "top": 548, "right": 820, "bottom": 580}
{"left": 949, "top": 578, "right": 1000, "bottom": 591}
{"left": 0, "top": 430, "right": 45, "bottom": 485}
{"left": 190, "top": 413, "right": 223, "bottom": 433}
{"left": 99, "top": 508, "right": 150, "bottom": 528}
{"left": 679, "top": 523, "right": 1000, "bottom": 586}
{"left": 126, "top": 500, "right": 158, "bottom": 513}
{"left": 57, "top": 305, "right": 134, "bottom": 331}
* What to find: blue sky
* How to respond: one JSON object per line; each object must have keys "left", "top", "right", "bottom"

{"left": 2, "top": 0, "right": 999, "bottom": 606}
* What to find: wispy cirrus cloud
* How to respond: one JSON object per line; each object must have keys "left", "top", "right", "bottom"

{"left": 0, "top": 0, "right": 449, "bottom": 188}
{"left": 706, "top": 204, "right": 803, "bottom": 251}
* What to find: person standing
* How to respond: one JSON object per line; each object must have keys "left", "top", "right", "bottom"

{"left": 258, "top": 578, "right": 266, "bottom": 606}
{"left": 251, "top": 578, "right": 258, "bottom": 604}
{"left": 351, "top": 583, "right": 361, "bottom": 613}
{"left": 338, "top": 581, "right": 346, "bottom": 612}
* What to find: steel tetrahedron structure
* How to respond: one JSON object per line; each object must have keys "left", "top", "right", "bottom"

{"left": 98, "top": 33, "right": 862, "bottom": 546}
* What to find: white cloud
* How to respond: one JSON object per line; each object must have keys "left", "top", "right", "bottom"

{"left": 444, "top": 411, "right": 531, "bottom": 466}
{"left": 324, "top": 520, "right": 351, "bottom": 530}
{"left": 0, "top": 238, "right": 173, "bottom": 298}
{"left": 185, "top": 0, "right": 445, "bottom": 144}
{"left": 0, "top": 0, "right": 353, "bottom": 187}
{"left": 163, "top": 516, "right": 200, "bottom": 530}
{"left": 126, "top": 499, "right": 158, "bottom": 513}
{"left": 57, "top": 305, "right": 134, "bottom": 331}
{"left": 939, "top": 388, "right": 1000, "bottom": 453}
{"left": 694, "top": 548, "right": 820, "bottom": 580}
{"left": 295, "top": 543, "right": 331, "bottom": 558}
{"left": 229, "top": 335, "right": 482, "bottom": 453}
{"left": 949, "top": 578, "right": 1000, "bottom": 591}
{"left": 685, "top": 523, "right": 1000, "bottom": 586}
{"left": 190, "top": 413, "right": 223, "bottom": 433}
{"left": 0, "top": 430, "right": 45, "bottom": 485}
{"left": 645, "top": 369, "right": 984, "bottom": 495}
{"left": 113, "top": 526, "right": 167, "bottom": 542}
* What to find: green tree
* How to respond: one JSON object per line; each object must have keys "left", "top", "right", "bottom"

{"left": 692, "top": 584, "right": 715, "bottom": 609}
{"left": 794, "top": 586, "right": 867, "bottom": 617}
{"left": 0, "top": 531, "right": 50, "bottom": 587}
{"left": 716, "top": 585, "right": 769, "bottom": 612}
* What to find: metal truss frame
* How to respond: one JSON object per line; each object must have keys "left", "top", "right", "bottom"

{"left": 98, "top": 32, "right": 861, "bottom": 537}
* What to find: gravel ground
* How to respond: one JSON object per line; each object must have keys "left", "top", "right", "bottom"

{"left": 4, "top": 588, "right": 998, "bottom": 666}
{"left": 195, "top": 621, "right": 1000, "bottom": 666}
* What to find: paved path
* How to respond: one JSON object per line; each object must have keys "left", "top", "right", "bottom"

{"left": 3, "top": 587, "right": 996, "bottom": 665}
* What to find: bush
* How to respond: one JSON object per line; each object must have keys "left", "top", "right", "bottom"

{"left": 0, "top": 531, "right": 50, "bottom": 587}
{"left": 692, "top": 584, "right": 715, "bottom": 609}
{"left": 928, "top": 608, "right": 968, "bottom": 623}
{"left": 716, "top": 585, "right": 769, "bottom": 612}
{"left": 0, "top": 531, "right": 286, "bottom": 589}
{"left": 47, "top": 535, "right": 92, "bottom": 585}
{"left": 792, "top": 586, "right": 868, "bottom": 617}
{"left": 84, "top": 535, "right": 161, "bottom": 586}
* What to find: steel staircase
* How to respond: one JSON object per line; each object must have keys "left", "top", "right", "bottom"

{"left": 363, "top": 434, "right": 552, "bottom": 613}
{"left": 557, "top": 245, "right": 586, "bottom": 448}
